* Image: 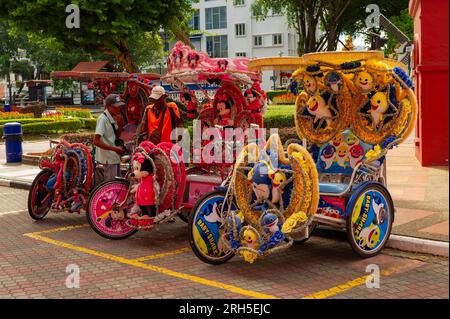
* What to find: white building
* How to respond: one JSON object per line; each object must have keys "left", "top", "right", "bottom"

{"left": 186, "top": 0, "right": 298, "bottom": 91}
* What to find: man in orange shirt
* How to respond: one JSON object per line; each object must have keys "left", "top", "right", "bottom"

{"left": 138, "top": 86, "right": 182, "bottom": 144}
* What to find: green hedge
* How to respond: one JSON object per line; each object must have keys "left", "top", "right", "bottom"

{"left": 263, "top": 104, "right": 296, "bottom": 129}
{"left": 79, "top": 118, "right": 97, "bottom": 130}
{"left": 0, "top": 119, "right": 82, "bottom": 136}
{"left": 266, "top": 90, "right": 288, "bottom": 101}
{"left": 56, "top": 108, "right": 93, "bottom": 118}
{"left": 0, "top": 118, "right": 57, "bottom": 126}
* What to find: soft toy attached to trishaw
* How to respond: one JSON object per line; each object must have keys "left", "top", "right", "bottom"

{"left": 189, "top": 51, "right": 417, "bottom": 263}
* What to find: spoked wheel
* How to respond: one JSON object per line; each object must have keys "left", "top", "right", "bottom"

{"left": 86, "top": 178, "right": 138, "bottom": 240}
{"left": 346, "top": 182, "right": 394, "bottom": 258}
{"left": 292, "top": 223, "right": 317, "bottom": 245}
{"left": 28, "top": 169, "right": 53, "bottom": 220}
{"left": 188, "top": 190, "right": 236, "bottom": 265}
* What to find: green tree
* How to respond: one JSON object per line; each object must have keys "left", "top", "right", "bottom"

{"left": 0, "top": 0, "right": 193, "bottom": 72}
{"left": 253, "top": 0, "right": 409, "bottom": 55}
{"left": 385, "top": 8, "right": 413, "bottom": 56}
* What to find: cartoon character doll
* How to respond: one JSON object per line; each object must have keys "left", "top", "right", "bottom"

{"left": 369, "top": 92, "right": 389, "bottom": 129}
{"left": 129, "top": 152, "right": 157, "bottom": 228}
{"left": 181, "top": 92, "right": 198, "bottom": 119}
{"left": 303, "top": 74, "right": 317, "bottom": 95}
{"left": 217, "top": 59, "right": 228, "bottom": 72}
{"left": 216, "top": 97, "right": 234, "bottom": 127}
{"left": 355, "top": 71, "right": 374, "bottom": 92}
{"left": 171, "top": 50, "right": 183, "bottom": 68}
{"left": 244, "top": 89, "right": 263, "bottom": 127}
{"left": 187, "top": 52, "right": 200, "bottom": 68}
{"left": 306, "top": 95, "right": 332, "bottom": 126}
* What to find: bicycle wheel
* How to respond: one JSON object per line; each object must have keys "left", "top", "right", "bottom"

{"left": 28, "top": 169, "right": 53, "bottom": 220}
{"left": 86, "top": 179, "right": 138, "bottom": 240}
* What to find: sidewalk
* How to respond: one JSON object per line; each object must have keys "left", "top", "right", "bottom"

{"left": 0, "top": 138, "right": 448, "bottom": 242}
{"left": 386, "top": 135, "right": 449, "bottom": 242}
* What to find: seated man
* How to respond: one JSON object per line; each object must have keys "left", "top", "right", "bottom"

{"left": 138, "top": 86, "right": 183, "bottom": 144}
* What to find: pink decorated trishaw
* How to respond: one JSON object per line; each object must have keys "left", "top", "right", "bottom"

{"left": 85, "top": 42, "right": 268, "bottom": 239}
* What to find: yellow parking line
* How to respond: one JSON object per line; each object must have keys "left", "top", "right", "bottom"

{"left": 132, "top": 247, "right": 191, "bottom": 262}
{"left": 301, "top": 263, "right": 412, "bottom": 299}
{"left": 24, "top": 227, "right": 278, "bottom": 299}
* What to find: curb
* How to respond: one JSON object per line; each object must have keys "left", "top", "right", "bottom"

{"left": 386, "top": 235, "right": 449, "bottom": 257}
{"left": 0, "top": 178, "right": 32, "bottom": 190}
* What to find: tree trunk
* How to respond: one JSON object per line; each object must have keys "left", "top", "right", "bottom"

{"left": 116, "top": 40, "right": 138, "bottom": 73}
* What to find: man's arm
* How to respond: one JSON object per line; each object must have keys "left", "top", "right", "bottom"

{"left": 93, "top": 135, "right": 124, "bottom": 155}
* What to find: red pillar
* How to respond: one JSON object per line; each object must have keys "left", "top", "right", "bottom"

{"left": 409, "top": 0, "right": 449, "bottom": 166}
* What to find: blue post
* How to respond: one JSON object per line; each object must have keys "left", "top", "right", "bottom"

{"left": 3, "top": 103, "right": 11, "bottom": 112}
{"left": 2, "top": 122, "right": 23, "bottom": 163}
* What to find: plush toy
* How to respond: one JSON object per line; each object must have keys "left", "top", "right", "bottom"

{"left": 216, "top": 98, "right": 234, "bottom": 127}
{"left": 130, "top": 152, "right": 157, "bottom": 228}
{"left": 244, "top": 89, "right": 263, "bottom": 127}
{"left": 181, "top": 92, "right": 197, "bottom": 119}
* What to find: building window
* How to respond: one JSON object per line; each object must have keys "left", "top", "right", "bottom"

{"left": 206, "top": 35, "right": 228, "bottom": 58}
{"left": 253, "top": 35, "right": 263, "bottom": 47}
{"left": 205, "top": 6, "right": 227, "bottom": 30}
{"left": 252, "top": 6, "right": 263, "bottom": 17}
{"left": 235, "top": 23, "right": 246, "bottom": 37}
{"left": 273, "top": 34, "right": 283, "bottom": 46}
{"left": 236, "top": 52, "right": 247, "bottom": 57}
{"left": 188, "top": 10, "right": 200, "bottom": 31}
{"left": 233, "top": 0, "right": 245, "bottom": 6}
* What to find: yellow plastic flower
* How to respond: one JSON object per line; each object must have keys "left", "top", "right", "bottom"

{"left": 282, "top": 211, "right": 308, "bottom": 234}
{"left": 240, "top": 250, "right": 258, "bottom": 264}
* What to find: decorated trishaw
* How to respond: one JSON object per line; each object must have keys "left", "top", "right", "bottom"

{"left": 84, "top": 42, "right": 268, "bottom": 239}
{"left": 27, "top": 72, "right": 161, "bottom": 221}
{"left": 188, "top": 51, "right": 417, "bottom": 264}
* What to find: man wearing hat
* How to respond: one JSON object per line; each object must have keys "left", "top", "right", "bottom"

{"left": 93, "top": 94, "right": 126, "bottom": 182}
{"left": 138, "top": 85, "right": 182, "bottom": 144}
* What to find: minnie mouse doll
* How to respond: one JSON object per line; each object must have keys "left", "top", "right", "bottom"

{"left": 244, "top": 89, "right": 263, "bottom": 127}
{"left": 181, "top": 92, "right": 197, "bottom": 119}
{"left": 215, "top": 94, "right": 234, "bottom": 127}
{"left": 129, "top": 152, "right": 157, "bottom": 228}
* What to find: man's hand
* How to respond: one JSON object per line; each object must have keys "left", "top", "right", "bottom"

{"left": 114, "top": 146, "right": 126, "bottom": 156}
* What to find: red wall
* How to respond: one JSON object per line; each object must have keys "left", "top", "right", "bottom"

{"left": 410, "top": 0, "right": 449, "bottom": 166}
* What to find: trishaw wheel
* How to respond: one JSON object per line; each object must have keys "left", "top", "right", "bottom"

{"left": 346, "top": 183, "right": 394, "bottom": 258}
{"left": 188, "top": 190, "right": 236, "bottom": 265}
{"left": 86, "top": 179, "right": 138, "bottom": 240}
{"left": 28, "top": 169, "right": 53, "bottom": 220}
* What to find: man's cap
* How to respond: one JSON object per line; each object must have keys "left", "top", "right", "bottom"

{"left": 104, "top": 94, "right": 125, "bottom": 107}
{"left": 149, "top": 86, "right": 166, "bottom": 100}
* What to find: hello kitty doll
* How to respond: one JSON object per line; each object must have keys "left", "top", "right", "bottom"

{"left": 129, "top": 152, "right": 157, "bottom": 228}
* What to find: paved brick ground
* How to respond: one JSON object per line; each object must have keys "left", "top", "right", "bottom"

{"left": 0, "top": 186, "right": 448, "bottom": 299}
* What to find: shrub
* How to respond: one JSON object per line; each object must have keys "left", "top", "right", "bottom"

{"left": 266, "top": 90, "right": 288, "bottom": 101}
{"left": 0, "top": 111, "right": 34, "bottom": 120}
{"left": 263, "top": 104, "right": 296, "bottom": 129}
{"left": 272, "top": 93, "right": 296, "bottom": 105}
{"left": 0, "top": 118, "right": 57, "bottom": 126}
{"left": 79, "top": 118, "right": 97, "bottom": 130}
{"left": 56, "top": 107, "right": 93, "bottom": 118}
{"left": 0, "top": 119, "right": 82, "bottom": 136}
